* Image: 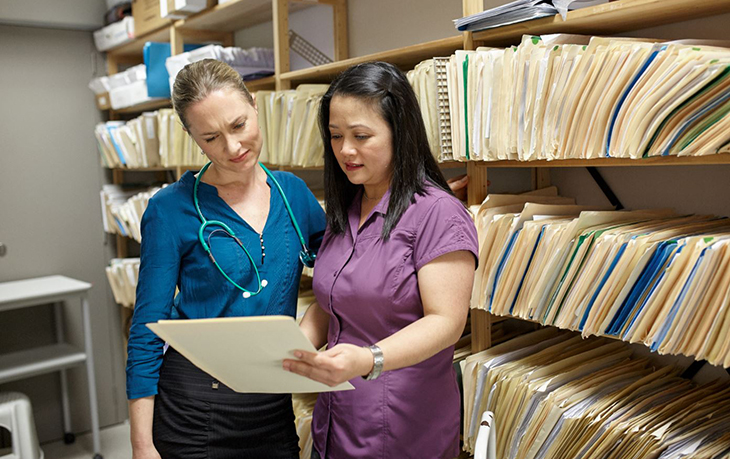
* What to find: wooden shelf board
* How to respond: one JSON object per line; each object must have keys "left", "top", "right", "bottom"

{"left": 105, "top": 156, "right": 730, "bottom": 175}
{"left": 472, "top": 0, "right": 730, "bottom": 47}
{"left": 101, "top": 78, "right": 272, "bottom": 116}
{"left": 448, "top": 154, "right": 730, "bottom": 168}
{"left": 108, "top": 25, "right": 172, "bottom": 58}
{"left": 438, "top": 161, "right": 468, "bottom": 169}
{"left": 245, "top": 75, "right": 277, "bottom": 92}
{"left": 106, "top": 155, "right": 730, "bottom": 175}
{"left": 280, "top": 35, "right": 464, "bottom": 84}
{"left": 111, "top": 98, "right": 172, "bottom": 115}
{"left": 178, "top": 0, "right": 311, "bottom": 32}
{"left": 108, "top": 166, "right": 176, "bottom": 172}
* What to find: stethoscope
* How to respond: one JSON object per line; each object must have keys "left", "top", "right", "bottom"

{"left": 194, "top": 161, "right": 316, "bottom": 298}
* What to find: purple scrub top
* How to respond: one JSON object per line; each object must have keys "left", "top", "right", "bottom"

{"left": 310, "top": 182, "right": 479, "bottom": 458}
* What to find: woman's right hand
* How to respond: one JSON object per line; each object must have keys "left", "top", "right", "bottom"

{"left": 132, "top": 444, "right": 162, "bottom": 459}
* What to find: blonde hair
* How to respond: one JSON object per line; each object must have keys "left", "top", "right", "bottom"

{"left": 172, "top": 59, "right": 254, "bottom": 130}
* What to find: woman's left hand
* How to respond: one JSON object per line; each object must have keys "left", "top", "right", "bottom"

{"left": 283, "top": 344, "right": 373, "bottom": 387}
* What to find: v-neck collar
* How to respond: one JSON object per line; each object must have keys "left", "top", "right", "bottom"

{"left": 183, "top": 169, "right": 276, "bottom": 235}
{"left": 348, "top": 188, "right": 391, "bottom": 240}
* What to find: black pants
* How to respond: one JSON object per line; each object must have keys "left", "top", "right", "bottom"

{"left": 153, "top": 347, "right": 300, "bottom": 459}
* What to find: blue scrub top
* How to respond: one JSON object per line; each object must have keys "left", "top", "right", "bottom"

{"left": 126, "top": 169, "right": 326, "bottom": 400}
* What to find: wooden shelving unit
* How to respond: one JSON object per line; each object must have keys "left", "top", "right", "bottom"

{"left": 280, "top": 35, "right": 463, "bottom": 85}
{"left": 96, "top": 0, "right": 730, "bottom": 380}
{"left": 176, "top": 0, "right": 311, "bottom": 32}
{"left": 457, "top": 0, "right": 730, "bottom": 356}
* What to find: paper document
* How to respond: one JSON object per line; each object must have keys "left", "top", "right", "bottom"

{"left": 148, "top": 315, "right": 355, "bottom": 394}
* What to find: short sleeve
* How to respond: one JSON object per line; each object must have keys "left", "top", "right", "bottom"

{"left": 126, "top": 198, "right": 181, "bottom": 400}
{"left": 413, "top": 196, "right": 479, "bottom": 272}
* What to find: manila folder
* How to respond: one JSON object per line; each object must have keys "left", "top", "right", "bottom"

{"left": 148, "top": 315, "right": 355, "bottom": 394}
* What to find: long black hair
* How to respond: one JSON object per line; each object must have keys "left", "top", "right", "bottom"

{"left": 319, "top": 61, "right": 452, "bottom": 240}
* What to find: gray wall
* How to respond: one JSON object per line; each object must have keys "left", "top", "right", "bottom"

{"left": 0, "top": 0, "right": 105, "bottom": 30}
{"left": 235, "top": 0, "right": 463, "bottom": 66}
{"left": 0, "top": 24, "right": 127, "bottom": 442}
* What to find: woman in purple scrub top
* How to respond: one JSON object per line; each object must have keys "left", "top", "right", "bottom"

{"left": 283, "top": 62, "right": 479, "bottom": 459}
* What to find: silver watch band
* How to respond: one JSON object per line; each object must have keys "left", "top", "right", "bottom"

{"left": 363, "top": 344, "right": 384, "bottom": 380}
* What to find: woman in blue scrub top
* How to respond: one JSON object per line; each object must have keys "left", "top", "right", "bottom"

{"left": 126, "top": 59, "right": 326, "bottom": 459}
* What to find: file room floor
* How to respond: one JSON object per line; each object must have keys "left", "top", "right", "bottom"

{"left": 41, "top": 422, "right": 132, "bottom": 459}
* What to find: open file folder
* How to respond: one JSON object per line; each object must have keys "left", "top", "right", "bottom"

{"left": 148, "top": 316, "right": 355, "bottom": 394}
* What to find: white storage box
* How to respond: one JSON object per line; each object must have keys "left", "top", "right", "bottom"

{"left": 108, "top": 72, "right": 130, "bottom": 90}
{"left": 125, "top": 64, "right": 148, "bottom": 83}
{"left": 110, "top": 80, "right": 164, "bottom": 109}
{"left": 161, "top": 0, "right": 215, "bottom": 19}
{"left": 93, "top": 16, "right": 135, "bottom": 52}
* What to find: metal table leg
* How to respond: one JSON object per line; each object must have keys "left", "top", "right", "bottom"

{"left": 54, "top": 302, "right": 76, "bottom": 444}
{"left": 81, "top": 294, "right": 103, "bottom": 459}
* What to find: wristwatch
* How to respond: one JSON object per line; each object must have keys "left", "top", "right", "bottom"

{"left": 363, "top": 344, "right": 384, "bottom": 380}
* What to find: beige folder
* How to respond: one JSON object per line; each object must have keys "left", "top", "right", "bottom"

{"left": 148, "top": 315, "right": 355, "bottom": 394}
{"left": 255, "top": 91, "right": 273, "bottom": 164}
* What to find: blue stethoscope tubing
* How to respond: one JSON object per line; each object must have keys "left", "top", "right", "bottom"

{"left": 193, "top": 161, "right": 316, "bottom": 298}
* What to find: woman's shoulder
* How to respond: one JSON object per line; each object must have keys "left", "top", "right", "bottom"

{"left": 152, "top": 179, "right": 187, "bottom": 201}
{"left": 269, "top": 170, "right": 306, "bottom": 188}
{"left": 269, "top": 170, "right": 314, "bottom": 200}
{"left": 411, "top": 182, "right": 466, "bottom": 215}
{"left": 146, "top": 177, "right": 190, "bottom": 212}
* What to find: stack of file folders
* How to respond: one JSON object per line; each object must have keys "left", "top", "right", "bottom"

{"left": 254, "top": 85, "right": 328, "bottom": 167}
{"left": 453, "top": 0, "right": 606, "bottom": 32}
{"left": 407, "top": 60, "right": 444, "bottom": 161}
{"left": 100, "top": 185, "right": 164, "bottom": 241}
{"left": 461, "top": 328, "right": 730, "bottom": 459}
{"left": 292, "top": 393, "right": 317, "bottom": 459}
{"left": 166, "top": 45, "right": 275, "bottom": 92}
{"left": 106, "top": 258, "right": 140, "bottom": 308}
{"left": 437, "top": 34, "right": 730, "bottom": 161}
{"left": 94, "top": 109, "right": 206, "bottom": 168}
{"left": 471, "top": 189, "right": 730, "bottom": 368}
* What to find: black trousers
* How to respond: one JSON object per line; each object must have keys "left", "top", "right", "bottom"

{"left": 153, "top": 347, "right": 300, "bottom": 459}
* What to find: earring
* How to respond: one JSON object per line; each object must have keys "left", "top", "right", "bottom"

{"left": 200, "top": 150, "right": 205, "bottom": 156}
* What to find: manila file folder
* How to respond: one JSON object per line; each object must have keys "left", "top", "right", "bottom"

{"left": 148, "top": 315, "right": 355, "bottom": 394}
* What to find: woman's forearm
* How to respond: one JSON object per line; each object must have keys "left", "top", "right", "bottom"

{"left": 129, "top": 396, "right": 156, "bottom": 449}
{"left": 373, "top": 250, "right": 474, "bottom": 372}
{"left": 375, "top": 312, "right": 465, "bottom": 372}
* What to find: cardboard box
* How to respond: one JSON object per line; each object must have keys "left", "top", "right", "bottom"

{"left": 132, "top": 0, "right": 172, "bottom": 37}
{"left": 96, "top": 92, "right": 112, "bottom": 110}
